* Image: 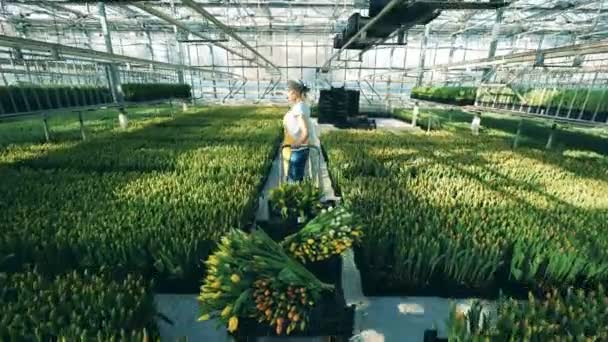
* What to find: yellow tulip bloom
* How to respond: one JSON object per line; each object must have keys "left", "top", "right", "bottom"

{"left": 221, "top": 305, "right": 232, "bottom": 317}
{"left": 228, "top": 316, "right": 239, "bottom": 332}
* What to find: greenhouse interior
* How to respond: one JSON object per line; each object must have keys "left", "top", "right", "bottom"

{"left": 1, "top": 0, "right": 607, "bottom": 341}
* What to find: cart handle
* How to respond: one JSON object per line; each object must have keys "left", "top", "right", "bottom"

{"left": 281, "top": 144, "right": 321, "bottom": 153}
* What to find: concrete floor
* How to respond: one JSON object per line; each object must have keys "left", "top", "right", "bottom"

{"left": 341, "top": 250, "right": 492, "bottom": 342}
{"left": 315, "top": 118, "right": 416, "bottom": 134}
{"left": 372, "top": 118, "right": 415, "bottom": 131}
{"left": 155, "top": 294, "right": 231, "bottom": 342}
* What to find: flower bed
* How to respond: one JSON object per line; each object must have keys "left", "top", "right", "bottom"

{"left": 0, "top": 270, "right": 157, "bottom": 341}
{"left": 0, "top": 106, "right": 283, "bottom": 292}
{"left": 323, "top": 128, "right": 608, "bottom": 297}
{"left": 448, "top": 286, "right": 608, "bottom": 340}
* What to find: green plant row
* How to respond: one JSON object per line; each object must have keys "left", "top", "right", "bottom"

{"left": 478, "top": 87, "right": 608, "bottom": 122}
{"left": 411, "top": 86, "right": 477, "bottom": 106}
{"left": 0, "top": 269, "right": 157, "bottom": 341}
{"left": 121, "top": 83, "right": 191, "bottom": 102}
{"left": 0, "top": 85, "right": 112, "bottom": 115}
{"left": 0, "top": 106, "right": 283, "bottom": 290}
{"left": 449, "top": 286, "right": 608, "bottom": 340}
{"left": 323, "top": 129, "right": 608, "bottom": 293}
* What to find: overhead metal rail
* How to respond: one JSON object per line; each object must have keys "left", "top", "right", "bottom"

{"left": 36, "top": 0, "right": 91, "bottom": 18}
{"left": 322, "top": 0, "right": 510, "bottom": 72}
{"left": 181, "top": 0, "right": 281, "bottom": 77}
{"left": 13, "top": 1, "right": 365, "bottom": 9}
{"left": 0, "top": 34, "right": 241, "bottom": 79}
{"left": 130, "top": 2, "right": 256, "bottom": 65}
{"left": 362, "top": 39, "right": 608, "bottom": 81}
{"left": 463, "top": 105, "right": 608, "bottom": 127}
{"left": 321, "top": 0, "right": 404, "bottom": 72}
{"left": 434, "top": 40, "right": 608, "bottom": 70}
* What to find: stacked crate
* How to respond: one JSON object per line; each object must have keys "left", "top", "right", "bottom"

{"left": 318, "top": 87, "right": 360, "bottom": 124}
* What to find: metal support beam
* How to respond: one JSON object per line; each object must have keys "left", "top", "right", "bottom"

{"left": 130, "top": 2, "right": 256, "bottom": 65}
{"left": 488, "top": 8, "right": 504, "bottom": 59}
{"left": 98, "top": 2, "right": 113, "bottom": 55}
{"left": 0, "top": 35, "right": 241, "bottom": 78}
{"left": 144, "top": 28, "right": 155, "bottom": 61}
{"left": 223, "top": 80, "right": 247, "bottom": 103}
{"left": 170, "top": 3, "right": 185, "bottom": 85}
{"left": 42, "top": 113, "right": 51, "bottom": 142}
{"left": 98, "top": 2, "right": 124, "bottom": 104}
{"left": 432, "top": 40, "right": 608, "bottom": 70}
{"left": 181, "top": 0, "right": 281, "bottom": 76}
{"left": 321, "top": 0, "right": 402, "bottom": 72}
{"left": 482, "top": 8, "right": 504, "bottom": 82}
{"left": 78, "top": 111, "right": 86, "bottom": 141}
{"left": 546, "top": 123, "right": 557, "bottom": 149}
{"left": 416, "top": 25, "right": 431, "bottom": 87}
{"left": 21, "top": 1, "right": 362, "bottom": 9}
{"left": 37, "top": 0, "right": 92, "bottom": 19}
{"left": 448, "top": 34, "right": 457, "bottom": 64}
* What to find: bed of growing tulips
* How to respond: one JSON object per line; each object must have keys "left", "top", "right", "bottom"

{"left": 0, "top": 105, "right": 287, "bottom": 338}
{"left": 0, "top": 106, "right": 283, "bottom": 288}
{"left": 323, "top": 127, "right": 608, "bottom": 297}
{"left": 0, "top": 270, "right": 156, "bottom": 340}
{"left": 448, "top": 285, "right": 608, "bottom": 340}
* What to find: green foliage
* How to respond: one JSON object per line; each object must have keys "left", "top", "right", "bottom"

{"left": 0, "top": 106, "right": 283, "bottom": 289}
{"left": 0, "top": 85, "right": 112, "bottom": 114}
{"left": 449, "top": 286, "right": 608, "bottom": 340}
{"left": 0, "top": 270, "right": 157, "bottom": 341}
{"left": 122, "top": 83, "right": 191, "bottom": 102}
{"left": 323, "top": 128, "right": 608, "bottom": 292}
{"left": 268, "top": 182, "right": 323, "bottom": 224}
{"left": 411, "top": 86, "right": 477, "bottom": 106}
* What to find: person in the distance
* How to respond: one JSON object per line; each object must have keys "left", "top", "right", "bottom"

{"left": 283, "top": 80, "right": 318, "bottom": 183}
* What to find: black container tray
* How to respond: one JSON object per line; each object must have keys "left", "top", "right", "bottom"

{"left": 423, "top": 330, "right": 448, "bottom": 342}
{"left": 256, "top": 219, "right": 303, "bottom": 242}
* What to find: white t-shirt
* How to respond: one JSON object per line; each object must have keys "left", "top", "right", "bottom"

{"left": 283, "top": 102, "right": 319, "bottom": 147}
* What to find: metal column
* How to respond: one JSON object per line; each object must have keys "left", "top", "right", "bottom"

{"left": 98, "top": 2, "right": 124, "bottom": 104}
{"left": 483, "top": 8, "right": 504, "bottom": 82}
{"left": 416, "top": 25, "right": 430, "bottom": 87}
{"left": 171, "top": 3, "right": 186, "bottom": 85}
{"left": 98, "top": 2, "right": 126, "bottom": 128}
{"left": 448, "top": 34, "right": 457, "bottom": 64}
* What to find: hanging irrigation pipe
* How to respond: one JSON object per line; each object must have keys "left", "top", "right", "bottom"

{"left": 321, "top": 0, "right": 404, "bottom": 72}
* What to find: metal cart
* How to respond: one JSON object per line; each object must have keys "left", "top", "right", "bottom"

{"left": 278, "top": 144, "right": 323, "bottom": 190}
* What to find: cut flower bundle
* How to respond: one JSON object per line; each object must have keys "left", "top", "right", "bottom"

{"left": 198, "top": 229, "right": 334, "bottom": 335}
{"left": 282, "top": 206, "right": 363, "bottom": 263}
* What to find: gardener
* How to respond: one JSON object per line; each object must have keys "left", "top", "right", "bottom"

{"left": 283, "top": 80, "right": 318, "bottom": 183}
